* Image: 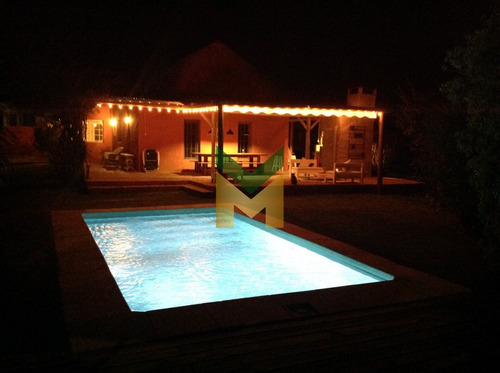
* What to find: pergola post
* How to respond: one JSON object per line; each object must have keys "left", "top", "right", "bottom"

{"left": 298, "top": 118, "right": 319, "bottom": 159}
{"left": 200, "top": 111, "right": 217, "bottom": 183}
{"left": 217, "top": 103, "right": 224, "bottom": 174}
{"left": 376, "top": 112, "right": 384, "bottom": 192}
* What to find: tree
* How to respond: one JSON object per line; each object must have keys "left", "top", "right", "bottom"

{"left": 396, "top": 87, "right": 480, "bottom": 230}
{"left": 45, "top": 102, "right": 91, "bottom": 188}
{"left": 442, "top": 8, "right": 500, "bottom": 273}
{"left": 1, "top": 34, "right": 109, "bottom": 188}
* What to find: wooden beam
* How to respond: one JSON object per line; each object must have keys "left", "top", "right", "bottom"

{"left": 217, "top": 104, "right": 223, "bottom": 174}
{"left": 297, "top": 118, "right": 319, "bottom": 159}
{"left": 377, "top": 113, "right": 384, "bottom": 192}
{"left": 200, "top": 112, "right": 217, "bottom": 182}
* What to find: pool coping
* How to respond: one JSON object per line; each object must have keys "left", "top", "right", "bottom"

{"left": 52, "top": 203, "right": 470, "bottom": 355}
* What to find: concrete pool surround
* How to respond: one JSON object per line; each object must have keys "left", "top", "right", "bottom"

{"left": 53, "top": 204, "right": 469, "bottom": 354}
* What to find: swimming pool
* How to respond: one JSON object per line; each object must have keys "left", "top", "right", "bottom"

{"left": 83, "top": 207, "right": 393, "bottom": 311}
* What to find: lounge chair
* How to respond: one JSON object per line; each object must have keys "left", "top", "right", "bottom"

{"left": 103, "top": 146, "right": 124, "bottom": 168}
{"left": 290, "top": 158, "right": 324, "bottom": 179}
{"left": 324, "top": 160, "right": 364, "bottom": 184}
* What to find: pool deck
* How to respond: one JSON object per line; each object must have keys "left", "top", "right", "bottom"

{"left": 86, "top": 162, "right": 424, "bottom": 196}
{"left": 52, "top": 204, "right": 481, "bottom": 371}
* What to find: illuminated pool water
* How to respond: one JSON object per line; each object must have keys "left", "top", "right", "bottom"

{"left": 83, "top": 208, "right": 393, "bottom": 311}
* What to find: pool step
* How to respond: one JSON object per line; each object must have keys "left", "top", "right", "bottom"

{"left": 182, "top": 182, "right": 215, "bottom": 197}
{"left": 86, "top": 179, "right": 215, "bottom": 197}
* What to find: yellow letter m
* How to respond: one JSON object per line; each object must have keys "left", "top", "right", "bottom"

{"left": 216, "top": 173, "right": 284, "bottom": 228}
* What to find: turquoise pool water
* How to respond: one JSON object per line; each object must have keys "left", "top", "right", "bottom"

{"left": 83, "top": 208, "right": 393, "bottom": 311}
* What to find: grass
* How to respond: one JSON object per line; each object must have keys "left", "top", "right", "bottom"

{"left": 0, "top": 182, "right": 497, "bottom": 369}
{"left": 284, "top": 193, "right": 482, "bottom": 288}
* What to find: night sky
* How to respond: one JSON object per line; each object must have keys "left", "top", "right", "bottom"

{"left": 1, "top": 0, "right": 496, "bottom": 108}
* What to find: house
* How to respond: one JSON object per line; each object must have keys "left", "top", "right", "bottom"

{"left": 84, "top": 43, "right": 383, "bottom": 179}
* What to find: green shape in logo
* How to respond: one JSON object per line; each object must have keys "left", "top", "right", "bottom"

{"left": 217, "top": 147, "right": 284, "bottom": 194}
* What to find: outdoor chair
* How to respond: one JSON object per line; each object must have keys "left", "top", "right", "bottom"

{"left": 324, "top": 160, "right": 364, "bottom": 184}
{"left": 103, "top": 146, "right": 124, "bottom": 168}
{"left": 290, "top": 158, "right": 324, "bottom": 179}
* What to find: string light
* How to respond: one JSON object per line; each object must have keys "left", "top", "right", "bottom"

{"left": 222, "top": 105, "right": 378, "bottom": 119}
{"left": 96, "top": 102, "right": 379, "bottom": 119}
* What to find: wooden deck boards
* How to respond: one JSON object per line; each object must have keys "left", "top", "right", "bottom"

{"left": 75, "top": 295, "right": 480, "bottom": 371}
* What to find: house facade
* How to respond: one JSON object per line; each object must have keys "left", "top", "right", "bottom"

{"left": 85, "top": 87, "right": 381, "bottom": 176}
{"left": 84, "top": 42, "right": 383, "bottom": 177}
{"left": 85, "top": 100, "right": 290, "bottom": 173}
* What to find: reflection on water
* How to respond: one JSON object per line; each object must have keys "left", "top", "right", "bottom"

{"left": 84, "top": 210, "right": 386, "bottom": 311}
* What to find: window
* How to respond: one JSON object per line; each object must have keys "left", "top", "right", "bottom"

{"left": 184, "top": 120, "right": 200, "bottom": 158}
{"left": 86, "top": 120, "right": 103, "bottom": 142}
{"left": 238, "top": 123, "right": 250, "bottom": 153}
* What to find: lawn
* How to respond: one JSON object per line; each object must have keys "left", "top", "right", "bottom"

{"left": 0, "top": 184, "right": 495, "bottom": 369}
{"left": 284, "top": 193, "right": 482, "bottom": 288}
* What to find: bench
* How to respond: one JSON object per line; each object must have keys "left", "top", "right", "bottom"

{"left": 324, "top": 161, "right": 364, "bottom": 184}
{"left": 291, "top": 158, "right": 324, "bottom": 179}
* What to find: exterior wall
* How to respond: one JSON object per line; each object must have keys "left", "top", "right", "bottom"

{"left": 319, "top": 116, "right": 374, "bottom": 176}
{"left": 86, "top": 106, "right": 114, "bottom": 163}
{"left": 137, "top": 110, "right": 186, "bottom": 171}
{"left": 347, "top": 87, "right": 377, "bottom": 108}
{"left": 86, "top": 101, "right": 376, "bottom": 175}
{"left": 86, "top": 106, "right": 290, "bottom": 173}
{"left": 223, "top": 113, "right": 290, "bottom": 167}
{"left": 5, "top": 125, "right": 36, "bottom": 150}
{"left": 317, "top": 118, "right": 336, "bottom": 170}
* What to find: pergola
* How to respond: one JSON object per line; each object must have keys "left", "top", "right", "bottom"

{"left": 205, "top": 104, "right": 384, "bottom": 189}
{"left": 96, "top": 99, "right": 385, "bottom": 189}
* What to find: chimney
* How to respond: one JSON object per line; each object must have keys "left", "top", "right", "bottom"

{"left": 347, "top": 87, "right": 377, "bottom": 108}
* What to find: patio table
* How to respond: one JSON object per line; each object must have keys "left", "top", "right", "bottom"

{"left": 192, "top": 152, "right": 266, "bottom": 174}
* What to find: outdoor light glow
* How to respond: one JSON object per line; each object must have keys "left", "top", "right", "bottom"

{"left": 222, "top": 105, "right": 378, "bottom": 119}
{"left": 124, "top": 116, "right": 132, "bottom": 124}
{"left": 118, "top": 105, "right": 123, "bottom": 109}
{"left": 109, "top": 118, "right": 118, "bottom": 126}
{"left": 96, "top": 102, "right": 380, "bottom": 119}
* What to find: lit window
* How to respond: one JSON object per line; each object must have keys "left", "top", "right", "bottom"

{"left": 86, "top": 120, "right": 103, "bottom": 142}
{"left": 184, "top": 120, "right": 200, "bottom": 158}
{"left": 238, "top": 123, "right": 250, "bottom": 153}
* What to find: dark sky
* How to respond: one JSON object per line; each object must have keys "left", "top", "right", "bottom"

{"left": 1, "top": 0, "right": 496, "bottom": 108}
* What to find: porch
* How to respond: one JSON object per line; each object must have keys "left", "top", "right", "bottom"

{"left": 86, "top": 161, "right": 422, "bottom": 194}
